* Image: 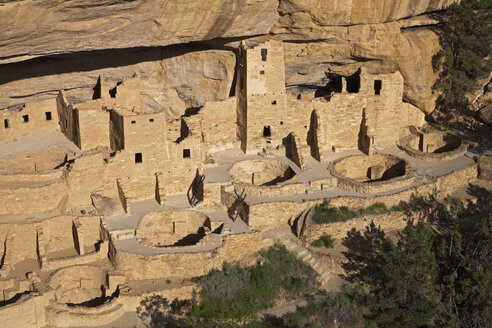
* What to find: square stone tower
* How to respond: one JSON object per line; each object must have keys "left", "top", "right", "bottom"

{"left": 236, "top": 40, "right": 287, "bottom": 153}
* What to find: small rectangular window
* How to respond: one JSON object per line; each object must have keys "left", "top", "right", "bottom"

{"left": 149, "top": 118, "right": 154, "bottom": 122}
{"left": 22, "top": 115, "right": 29, "bottom": 123}
{"left": 183, "top": 149, "right": 191, "bottom": 158}
{"left": 374, "top": 80, "right": 382, "bottom": 95}
{"left": 260, "top": 70, "right": 265, "bottom": 75}
{"left": 4, "top": 119, "right": 9, "bottom": 128}
{"left": 271, "top": 100, "right": 277, "bottom": 105}
{"left": 45, "top": 112, "right": 52, "bottom": 120}
{"left": 131, "top": 120, "right": 136, "bottom": 124}
{"left": 261, "top": 48, "right": 267, "bottom": 61}
{"left": 135, "top": 153, "right": 142, "bottom": 163}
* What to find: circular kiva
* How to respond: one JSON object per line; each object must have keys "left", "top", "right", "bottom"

{"left": 229, "top": 159, "right": 296, "bottom": 186}
{"left": 2, "top": 150, "right": 67, "bottom": 174}
{"left": 136, "top": 210, "right": 211, "bottom": 247}
{"left": 329, "top": 153, "right": 416, "bottom": 193}
{"left": 49, "top": 266, "right": 107, "bottom": 306}
{"left": 398, "top": 130, "right": 466, "bottom": 161}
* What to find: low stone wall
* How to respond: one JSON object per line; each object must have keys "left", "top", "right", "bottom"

{"left": 40, "top": 241, "right": 109, "bottom": 272}
{"left": 0, "top": 168, "right": 65, "bottom": 184}
{"left": 334, "top": 173, "right": 417, "bottom": 193}
{"left": 304, "top": 212, "right": 408, "bottom": 243}
{"left": 0, "top": 180, "right": 67, "bottom": 215}
{"left": 233, "top": 181, "right": 307, "bottom": 198}
{"left": 3, "top": 151, "right": 67, "bottom": 174}
{"left": 398, "top": 134, "right": 467, "bottom": 161}
{"left": 0, "top": 290, "right": 54, "bottom": 328}
{"left": 246, "top": 163, "right": 478, "bottom": 231}
{"left": 46, "top": 299, "right": 125, "bottom": 328}
{"left": 329, "top": 154, "right": 417, "bottom": 193}
{"left": 110, "top": 232, "right": 270, "bottom": 281}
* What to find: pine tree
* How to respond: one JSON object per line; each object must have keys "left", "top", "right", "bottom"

{"left": 433, "top": 0, "right": 492, "bottom": 113}
{"left": 343, "top": 221, "right": 440, "bottom": 327}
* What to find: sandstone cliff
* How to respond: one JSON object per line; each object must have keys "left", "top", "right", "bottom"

{"left": 0, "top": 0, "right": 458, "bottom": 114}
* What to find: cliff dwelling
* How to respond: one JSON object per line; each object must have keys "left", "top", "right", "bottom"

{"left": 0, "top": 30, "right": 489, "bottom": 327}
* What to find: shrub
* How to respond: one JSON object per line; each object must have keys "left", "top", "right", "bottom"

{"left": 367, "top": 202, "right": 387, "bottom": 212}
{"left": 311, "top": 234, "right": 335, "bottom": 248}
{"left": 312, "top": 201, "right": 357, "bottom": 224}
{"left": 190, "top": 244, "right": 319, "bottom": 320}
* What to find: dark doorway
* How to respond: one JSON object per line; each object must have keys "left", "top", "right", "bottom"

{"left": 374, "top": 80, "right": 382, "bottom": 95}
{"left": 135, "top": 153, "right": 142, "bottom": 163}
{"left": 45, "top": 112, "right": 52, "bottom": 120}
{"left": 183, "top": 149, "right": 191, "bottom": 158}
{"left": 22, "top": 114, "right": 29, "bottom": 123}
{"left": 346, "top": 70, "right": 361, "bottom": 93}
{"left": 263, "top": 126, "right": 271, "bottom": 138}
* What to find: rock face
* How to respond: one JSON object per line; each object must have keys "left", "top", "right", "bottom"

{"left": 0, "top": 0, "right": 279, "bottom": 63}
{"left": 0, "top": 0, "right": 458, "bottom": 113}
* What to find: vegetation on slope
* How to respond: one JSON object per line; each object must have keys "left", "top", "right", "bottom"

{"left": 433, "top": 0, "right": 492, "bottom": 119}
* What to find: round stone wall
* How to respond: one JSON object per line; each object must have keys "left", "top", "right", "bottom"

{"left": 330, "top": 154, "right": 415, "bottom": 193}
{"left": 49, "top": 266, "right": 107, "bottom": 305}
{"left": 136, "top": 210, "right": 211, "bottom": 247}
{"left": 229, "top": 159, "right": 296, "bottom": 186}
{"left": 398, "top": 130, "right": 466, "bottom": 161}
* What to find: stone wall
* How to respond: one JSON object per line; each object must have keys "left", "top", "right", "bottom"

{"left": 0, "top": 215, "right": 102, "bottom": 265}
{"left": 111, "top": 231, "right": 270, "bottom": 280}
{"left": 76, "top": 102, "right": 111, "bottom": 151}
{"left": 197, "top": 97, "right": 238, "bottom": 154}
{"left": 0, "top": 98, "right": 60, "bottom": 143}
{"left": 304, "top": 212, "right": 408, "bottom": 243}
{"left": 0, "top": 180, "right": 67, "bottom": 215}
{"left": 2, "top": 151, "right": 66, "bottom": 174}
{"left": 244, "top": 163, "right": 478, "bottom": 231}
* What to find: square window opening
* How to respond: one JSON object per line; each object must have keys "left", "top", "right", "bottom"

{"left": 183, "top": 149, "right": 191, "bottom": 158}
{"left": 280, "top": 121, "right": 283, "bottom": 125}
{"left": 4, "top": 119, "right": 9, "bottom": 129}
{"left": 260, "top": 70, "right": 265, "bottom": 75}
{"left": 45, "top": 112, "right": 52, "bottom": 120}
{"left": 374, "top": 80, "right": 382, "bottom": 95}
{"left": 22, "top": 115, "right": 29, "bottom": 123}
{"left": 135, "top": 153, "right": 142, "bottom": 163}
{"left": 261, "top": 48, "right": 267, "bottom": 61}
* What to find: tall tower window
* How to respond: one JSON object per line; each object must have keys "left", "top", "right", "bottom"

{"left": 135, "top": 153, "right": 142, "bottom": 163}
{"left": 4, "top": 119, "right": 9, "bottom": 128}
{"left": 261, "top": 48, "right": 267, "bottom": 61}
{"left": 263, "top": 126, "right": 271, "bottom": 137}
{"left": 374, "top": 80, "right": 382, "bottom": 95}
{"left": 22, "top": 115, "right": 29, "bottom": 123}
{"left": 45, "top": 112, "right": 52, "bottom": 120}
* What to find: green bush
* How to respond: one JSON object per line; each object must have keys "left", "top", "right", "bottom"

{"left": 312, "top": 200, "right": 357, "bottom": 224}
{"left": 311, "top": 234, "right": 335, "bottom": 248}
{"left": 190, "top": 244, "right": 319, "bottom": 320}
{"left": 367, "top": 202, "right": 387, "bottom": 212}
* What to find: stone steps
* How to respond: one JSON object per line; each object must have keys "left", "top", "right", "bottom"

{"left": 272, "top": 231, "right": 337, "bottom": 289}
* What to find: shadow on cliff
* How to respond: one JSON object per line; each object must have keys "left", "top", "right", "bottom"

{"left": 0, "top": 36, "right": 249, "bottom": 86}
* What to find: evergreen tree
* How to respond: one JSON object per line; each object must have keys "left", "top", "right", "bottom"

{"left": 434, "top": 196, "right": 492, "bottom": 327}
{"left": 343, "top": 221, "right": 440, "bottom": 327}
{"left": 433, "top": 0, "right": 492, "bottom": 114}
